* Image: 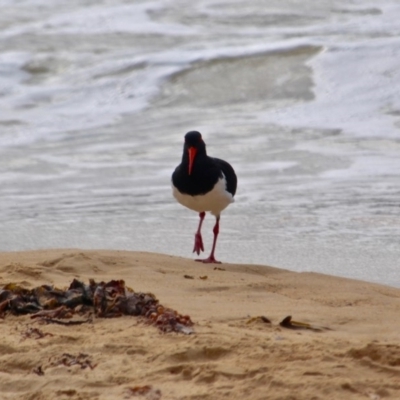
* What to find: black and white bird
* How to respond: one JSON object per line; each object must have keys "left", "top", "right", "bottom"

{"left": 172, "top": 131, "right": 237, "bottom": 263}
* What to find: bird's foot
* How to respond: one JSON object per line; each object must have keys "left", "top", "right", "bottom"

{"left": 192, "top": 232, "right": 204, "bottom": 255}
{"left": 195, "top": 256, "right": 221, "bottom": 264}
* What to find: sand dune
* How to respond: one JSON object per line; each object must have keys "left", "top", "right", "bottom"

{"left": 1, "top": 249, "right": 400, "bottom": 399}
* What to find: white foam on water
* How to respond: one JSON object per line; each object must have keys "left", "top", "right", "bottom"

{"left": 263, "top": 39, "right": 400, "bottom": 139}
{"left": 1, "top": 2, "right": 198, "bottom": 37}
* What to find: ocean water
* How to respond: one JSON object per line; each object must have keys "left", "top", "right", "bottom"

{"left": 1, "top": 0, "right": 399, "bottom": 287}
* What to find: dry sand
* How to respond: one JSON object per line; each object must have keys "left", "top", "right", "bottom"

{"left": 1, "top": 249, "right": 400, "bottom": 400}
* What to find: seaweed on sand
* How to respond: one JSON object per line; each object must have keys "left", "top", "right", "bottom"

{"left": 0, "top": 279, "right": 194, "bottom": 334}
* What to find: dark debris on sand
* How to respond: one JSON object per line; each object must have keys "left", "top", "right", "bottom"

{"left": 0, "top": 279, "right": 194, "bottom": 334}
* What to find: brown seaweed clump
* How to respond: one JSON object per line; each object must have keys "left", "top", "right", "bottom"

{"left": 0, "top": 279, "right": 194, "bottom": 334}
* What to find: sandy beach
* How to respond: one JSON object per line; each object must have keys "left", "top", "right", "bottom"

{"left": 0, "top": 250, "right": 399, "bottom": 399}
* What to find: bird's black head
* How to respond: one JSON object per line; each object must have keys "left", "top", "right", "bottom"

{"left": 184, "top": 131, "right": 205, "bottom": 147}
{"left": 183, "top": 131, "right": 207, "bottom": 175}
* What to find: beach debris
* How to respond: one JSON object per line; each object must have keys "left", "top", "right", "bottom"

{"left": 127, "top": 385, "right": 152, "bottom": 395}
{"left": 247, "top": 316, "right": 271, "bottom": 324}
{"left": 144, "top": 305, "right": 194, "bottom": 334}
{"left": 0, "top": 279, "right": 194, "bottom": 334}
{"left": 124, "top": 385, "right": 162, "bottom": 399}
{"left": 50, "top": 353, "right": 97, "bottom": 370}
{"left": 213, "top": 267, "right": 225, "bottom": 271}
{"left": 245, "top": 315, "right": 329, "bottom": 331}
{"left": 32, "top": 365, "right": 45, "bottom": 376}
{"left": 31, "top": 305, "right": 73, "bottom": 320}
{"left": 184, "top": 275, "right": 207, "bottom": 280}
{"left": 279, "top": 316, "right": 330, "bottom": 332}
{"left": 38, "top": 317, "right": 92, "bottom": 326}
{"left": 174, "top": 323, "right": 194, "bottom": 335}
{"left": 21, "top": 327, "right": 53, "bottom": 340}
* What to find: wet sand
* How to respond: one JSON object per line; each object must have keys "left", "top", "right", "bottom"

{"left": 1, "top": 249, "right": 400, "bottom": 399}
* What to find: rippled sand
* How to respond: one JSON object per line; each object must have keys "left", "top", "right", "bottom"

{"left": 1, "top": 249, "right": 400, "bottom": 399}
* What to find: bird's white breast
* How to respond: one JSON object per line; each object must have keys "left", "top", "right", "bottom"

{"left": 172, "top": 175, "right": 234, "bottom": 216}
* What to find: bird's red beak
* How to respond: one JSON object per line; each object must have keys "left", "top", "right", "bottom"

{"left": 188, "top": 146, "right": 197, "bottom": 175}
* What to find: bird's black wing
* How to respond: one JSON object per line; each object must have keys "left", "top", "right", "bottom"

{"left": 213, "top": 158, "right": 237, "bottom": 197}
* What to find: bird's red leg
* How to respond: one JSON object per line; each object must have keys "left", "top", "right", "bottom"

{"left": 193, "top": 212, "right": 205, "bottom": 255}
{"left": 196, "top": 216, "right": 221, "bottom": 264}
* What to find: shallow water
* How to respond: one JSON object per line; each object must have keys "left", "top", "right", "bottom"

{"left": 1, "top": 0, "right": 400, "bottom": 287}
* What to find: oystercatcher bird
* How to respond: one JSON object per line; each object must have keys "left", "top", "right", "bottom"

{"left": 172, "top": 131, "right": 237, "bottom": 263}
